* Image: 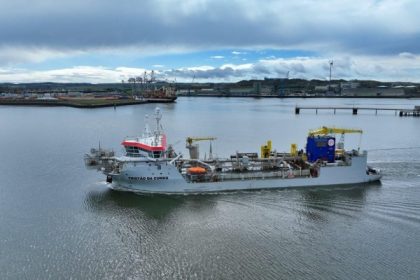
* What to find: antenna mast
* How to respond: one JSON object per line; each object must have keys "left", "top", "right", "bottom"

{"left": 329, "top": 60, "right": 333, "bottom": 82}
{"left": 154, "top": 107, "right": 162, "bottom": 134}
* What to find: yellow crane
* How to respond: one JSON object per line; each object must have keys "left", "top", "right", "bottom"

{"left": 186, "top": 137, "right": 217, "bottom": 160}
{"left": 308, "top": 126, "right": 363, "bottom": 153}
{"left": 308, "top": 126, "right": 363, "bottom": 136}
{"left": 186, "top": 137, "right": 217, "bottom": 146}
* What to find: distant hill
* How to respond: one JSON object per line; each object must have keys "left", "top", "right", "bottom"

{"left": 1, "top": 79, "right": 419, "bottom": 97}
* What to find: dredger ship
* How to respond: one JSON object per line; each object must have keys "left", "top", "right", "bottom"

{"left": 85, "top": 108, "right": 382, "bottom": 194}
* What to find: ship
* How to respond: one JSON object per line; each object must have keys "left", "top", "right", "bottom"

{"left": 140, "top": 85, "right": 177, "bottom": 102}
{"left": 85, "top": 108, "right": 382, "bottom": 194}
{"left": 129, "top": 71, "right": 177, "bottom": 103}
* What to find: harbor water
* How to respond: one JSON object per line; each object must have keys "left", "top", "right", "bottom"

{"left": 1, "top": 97, "right": 420, "bottom": 279}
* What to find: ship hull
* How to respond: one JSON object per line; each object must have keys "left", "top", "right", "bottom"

{"left": 107, "top": 155, "right": 381, "bottom": 194}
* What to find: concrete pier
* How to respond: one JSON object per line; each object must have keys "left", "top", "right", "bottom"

{"left": 294, "top": 106, "right": 420, "bottom": 117}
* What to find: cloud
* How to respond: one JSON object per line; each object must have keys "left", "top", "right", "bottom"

{"left": 0, "top": 0, "right": 419, "bottom": 62}
{"left": 0, "top": 66, "right": 147, "bottom": 83}
{"left": 0, "top": 47, "right": 84, "bottom": 66}
{"left": 3, "top": 54, "right": 420, "bottom": 83}
{"left": 0, "top": 0, "right": 419, "bottom": 82}
{"left": 156, "top": 54, "right": 420, "bottom": 82}
{"left": 399, "top": 52, "right": 416, "bottom": 59}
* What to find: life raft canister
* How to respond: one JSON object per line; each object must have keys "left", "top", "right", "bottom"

{"left": 187, "top": 167, "right": 207, "bottom": 174}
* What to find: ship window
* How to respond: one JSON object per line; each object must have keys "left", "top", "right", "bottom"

{"left": 126, "top": 146, "right": 136, "bottom": 153}
{"left": 316, "top": 142, "right": 327, "bottom": 147}
{"left": 153, "top": 151, "right": 162, "bottom": 158}
{"left": 126, "top": 146, "right": 144, "bottom": 157}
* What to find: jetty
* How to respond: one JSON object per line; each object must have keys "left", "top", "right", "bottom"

{"left": 294, "top": 105, "right": 420, "bottom": 117}
{"left": 0, "top": 97, "right": 175, "bottom": 108}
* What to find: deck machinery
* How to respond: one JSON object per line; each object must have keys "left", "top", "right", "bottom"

{"left": 306, "top": 126, "right": 363, "bottom": 163}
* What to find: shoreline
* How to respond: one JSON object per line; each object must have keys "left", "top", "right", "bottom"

{"left": 1, "top": 95, "right": 418, "bottom": 109}
{"left": 0, "top": 98, "right": 176, "bottom": 108}
{"left": 177, "top": 94, "right": 419, "bottom": 99}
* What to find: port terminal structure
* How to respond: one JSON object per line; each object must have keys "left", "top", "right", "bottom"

{"left": 294, "top": 105, "right": 420, "bottom": 117}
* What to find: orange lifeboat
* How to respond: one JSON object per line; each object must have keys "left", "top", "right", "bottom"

{"left": 187, "top": 167, "right": 207, "bottom": 174}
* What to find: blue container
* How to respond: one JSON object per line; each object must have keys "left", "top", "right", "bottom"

{"left": 306, "top": 136, "right": 336, "bottom": 163}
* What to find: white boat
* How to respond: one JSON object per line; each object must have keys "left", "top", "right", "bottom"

{"left": 85, "top": 108, "right": 382, "bottom": 194}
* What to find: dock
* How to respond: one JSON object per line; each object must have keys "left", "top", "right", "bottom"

{"left": 294, "top": 106, "right": 420, "bottom": 117}
{"left": 0, "top": 98, "right": 176, "bottom": 108}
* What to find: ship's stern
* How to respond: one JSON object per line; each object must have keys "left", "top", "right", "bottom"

{"left": 366, "top": 166, "right": 382, "bottom": 182}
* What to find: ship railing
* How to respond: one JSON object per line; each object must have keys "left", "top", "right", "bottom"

{"left": 169, "top": 154, "right": 182, "bottom": 164}
{"left": 124, "top": 136, "right": 141, "bottom": 142}
{"left": 215, "top": 169, "right": 312, "bottom": 181}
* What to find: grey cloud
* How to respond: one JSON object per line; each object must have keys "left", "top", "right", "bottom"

{"left": 253, "top": 63, "right": 271, "bottom": 75}
{"left": 3, "top": 53, "right": 420, "bottom": 83}
{"left": 289, "top": 63, "right": 306, "bottom": 74}
{"left": 168, "top": 67, "right": 247, "bottom": 80}
{"left": 160, "top": 61, "right": 304, "bottom": 81}
{"left": 0, "top": 0, "right": 419, "bottom": 56}
{"left": 399, "top": 52, "right": 416, "bottom": 59}
{"left": 375, "top": 65, "right": 385, "bottom": 73}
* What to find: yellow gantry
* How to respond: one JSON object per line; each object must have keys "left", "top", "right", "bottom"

{"left": 186, "top": 137, "right": 217, "bottom": 146}
{"left": 308, "top": 126, "right": 363, "bottom": 136}
{"left": 290, "top": 143, "right": 298, "bottom": 156}
{"left": 260, "top": 140, "right": 272, "bottom": 158}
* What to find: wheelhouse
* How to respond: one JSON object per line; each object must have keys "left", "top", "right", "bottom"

{"left": 122, "top": 134, "right": 167, "bottom": 159}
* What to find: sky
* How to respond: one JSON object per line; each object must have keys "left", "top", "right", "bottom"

{"left": 0, "top": 0, "right": 419, "bottom": 83}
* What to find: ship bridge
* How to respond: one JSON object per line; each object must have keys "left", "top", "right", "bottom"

{"left": 122, "top": 107, "right": 167, "bottom": 159}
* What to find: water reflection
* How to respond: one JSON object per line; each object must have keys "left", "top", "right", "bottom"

{"left": 298, "top": 183, "right": 381, "bottom": 223}
{"left": 84, "top": 187, "right": 218, "bottom": 220}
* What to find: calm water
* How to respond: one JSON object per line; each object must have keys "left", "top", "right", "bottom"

{"left": 1, "top": 97, "right": 420, "bottom": 279}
